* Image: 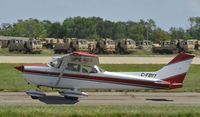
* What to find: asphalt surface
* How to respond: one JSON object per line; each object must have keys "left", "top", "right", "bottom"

{"left": 0, "top": 92, "right": 200, "bottom": 105}
{"left": 0, "top": 56, "right": 200, "bottom": 64}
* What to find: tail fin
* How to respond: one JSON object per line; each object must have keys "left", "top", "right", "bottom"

{"left": 156, "top": 52, "right": 194, "bottom": 88}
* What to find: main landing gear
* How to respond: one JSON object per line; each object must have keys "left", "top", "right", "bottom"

{"left": 26, "top": 89, "right": 88, "bottom": 101}
{"left": 59, "top": 91, "right": 88, "bottom": 101}
{"left": 26, "top": 90, "right": 46, "bottom": 99}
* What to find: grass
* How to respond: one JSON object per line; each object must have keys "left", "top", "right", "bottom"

{"left": 0, "top": 48, "right": 54, "bottom": 56}
{"left": 2, "top": 48, "right": 200, "bottom": 56}
{"left": 0, "top": 105, "right": 199, "bottom": 117}
{"left": 0, "top": 63, "right": 200, "bottom": 92}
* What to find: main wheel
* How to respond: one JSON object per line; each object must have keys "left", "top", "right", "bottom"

{"left": 31, "top": 96, "right": 39, "bottom": 99}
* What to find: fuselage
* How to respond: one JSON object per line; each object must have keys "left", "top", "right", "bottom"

{"left": 19, "top": 64, "right": 171, "bottom": 90}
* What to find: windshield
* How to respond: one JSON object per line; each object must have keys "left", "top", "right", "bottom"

{"left": 82, "top": 65, "right": 104, "bottom": 73}
{"left": 49, "top": 58, "right": 62, "bottom": 68}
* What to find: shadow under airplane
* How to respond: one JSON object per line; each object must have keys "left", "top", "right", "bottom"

{"left": 146, "top": 98, "right": 173, "bottom": 102}
{"left": 38, "top": 96, "right": 79, "bottom": 104}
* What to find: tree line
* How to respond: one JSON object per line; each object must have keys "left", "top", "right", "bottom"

{"left": 0, "top": 16, "right": 200, "bottom": 42}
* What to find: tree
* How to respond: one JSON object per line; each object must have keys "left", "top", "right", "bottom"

{"left": 47, "top": 22, "right": 65, "bottom": 38}
{"left": 145, "top": 19, "right": 156, "bottom": 41}
{"left": 112, "top": 22, "right": 126, "bottom": 39}
{"left": 152, "top": 28, "right": 171, "bottom": 42}
{"left": 0, "top": 23, "right": 13, "bottom": 36}
{"left": 188, "top": 17, "right": 200, "bottom": 39}
{"left": 169, "top": 27, "right": 185, "bottom": 39}
{"left": 13, "top": 18, "right": 47, "bottom": 38}
{"left": 97, "top": 20, "right": 114, "bottom": 39}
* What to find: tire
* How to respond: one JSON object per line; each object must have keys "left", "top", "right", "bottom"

{"left": 64, "top": 96, "right": 78, "bottom": 100}
{"left": 99, "top": 49, "right": 104, "bottom": 54}
{"left": 31, "top": 96, "right": 39, "bottom": 99}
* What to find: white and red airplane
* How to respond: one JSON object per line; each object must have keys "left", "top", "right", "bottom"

{"left": 15, "top": 52, "right": 194, "bottom": 100}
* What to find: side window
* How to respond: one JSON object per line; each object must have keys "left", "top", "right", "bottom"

{"left": 82, "top": 65, "right": 97, "bottom": 73}
{"left": 66, "top": 63, "right": 80, "bottom": 72}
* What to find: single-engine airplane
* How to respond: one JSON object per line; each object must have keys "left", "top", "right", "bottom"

{"left": 15, "top": 52, "right": 194, "bottom": 100}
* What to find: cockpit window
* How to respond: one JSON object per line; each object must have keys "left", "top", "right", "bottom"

{"left": 82, "top": 65, "right": 97, "bottom": 73}
{"left": 97, "top": 66, "right": 104, "bottom": 72}
{"left": 49, "top": 58, "right": 62, "bottom": 68}
{"left": 66, "top": 63, "right": 80, "bottom": 72}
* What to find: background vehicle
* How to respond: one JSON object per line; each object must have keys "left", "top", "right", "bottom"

{"left": 24, "top": 40, "right": 43, "bottom": 53}
{"left": 152, "top": 40, "right": 178, "bottom": 54}
{"left": 70, "top": 39, "right": 88, "bottom": 52}
{"left": 8, "top": 39, "right": 42, "bottom": 53}
{"left": 115, "top": 39, "right": 136, "bottom": 54}
{"left": 54, "top": 39, "right": 70, "bottom": 53}
{"left": 42, "top": 38, "right": 58, "bottom": 49}
{"left": 0, "top": 40, "right": 2, "bottom": 48}
{"left": 93, "top": 38, "right": 115, "bottom": 54}
{"left": 194, "top": 40, "right": 200, "bottom": 50}
{"left": 0, "top": 40, "right": 10, "bottom": 48}
{"left": 54, "top": 38, "right": 88, "bottom": 53}
{"left": 136, "top": 40, "right": 152, "bottom": 49}
{"left": 180, "top": 40, "right": 195, "bottom": 53}
{"left": 8, "top": 39, "right": 24, "bottom": 52}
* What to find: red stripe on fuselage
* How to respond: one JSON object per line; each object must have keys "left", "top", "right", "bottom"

{"left": 22, "top": 69, "right": 182, "bottom": 89}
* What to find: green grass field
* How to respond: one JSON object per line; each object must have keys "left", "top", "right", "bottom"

{"left": 0, "top": 48, "right": 54, "bottom": 56}
{"left": 0, "top": 105, "right": 199, "bottom": 117}
{"left": 0, "top": 63, "right": 199, "bottom": 92}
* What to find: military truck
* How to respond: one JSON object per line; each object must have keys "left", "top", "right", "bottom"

{"left": 24, "top": 40, "right": 43, "bottom": 53}
{"left": 54, "top": 38, "right": 88, "bottom": 53}
{"left": 54, "top": 38, "right": 71, "bottom": 53}
{"left": 152, "top": 40, "right": 178, "bottom": 54}
{"left": 92, "top": 38, "right": 115, "bottom": 54}
{"left": 180, "top": 40, "right": 195, "bottom": 53}
{"left": 8, "top": 39, "right": 25, "bottom": 52}
{"left": 70, "top": 39, "right": 88, "bottom": 52}
{"left": 42, "top": 38, "right": 58, "bottom": 49}
{"left": 195, "top": 40, "right": 200, "bottom": 50}
{"left": 115, "top": 38, "right": 136, "bottom": 54}
{"left": 88, "top": 41, "right": 97, "bottom": 53}
{"left": 188, "top": 39, "right": 200, "bottom": 50}
{"left": 0, "top": 41, "right": 2, "bottom": 48}
{"left": 0, "top": 40, "right": 10, "bottom": 48}
{"left": 136, "top": 40, "right": 152, "bottom": 49}
{"left": 8, "top": 39, "right": 42, "bottom": 53}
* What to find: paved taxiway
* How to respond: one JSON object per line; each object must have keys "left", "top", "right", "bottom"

{"left": 0, "top": 56, "right": 199, "bottom": 64}
{"left": 0, "top": 92, "right": 200, "bottom": 105}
